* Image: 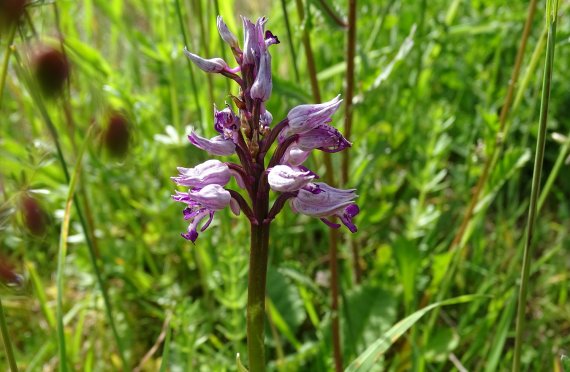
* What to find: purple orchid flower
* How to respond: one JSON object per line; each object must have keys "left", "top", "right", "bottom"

{"left": 172, "top": 184, "right": 239, "bottom": 242}
{"left": 183, "top": 48, "right": 230, "bottom": 73}
{"left": 188, "top": 131, "right": 235, "bottom": 156}
{"left": 294, "top": 124, "right": 352, "bottom": 153}
{"left": 290, "top": 183, "right": 359, "bottom": 233}
{"left": 173, "top": 16, "right": 358, "bottom": 242}
{"left": 214, "top": 105, "right": 240, "bottom": 142}
{"left": 267, "top": 165, "right": 315, "bottom": 192}
{"left": 171, "top": 159, "right": 231, "bottom": 188}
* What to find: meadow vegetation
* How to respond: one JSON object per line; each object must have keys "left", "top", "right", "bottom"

{"left": 0, "top": 0, "right": 569, "bottom": 370}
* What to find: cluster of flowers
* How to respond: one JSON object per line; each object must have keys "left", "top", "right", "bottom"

{"left": 172, "top": 16, "right": 359, "bottom": 242}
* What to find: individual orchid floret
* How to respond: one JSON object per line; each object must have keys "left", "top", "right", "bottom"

{"left": 294, "top": 124, "right": 352, "bottom": 153}
{"left": 172, "top": 159, "right": 231, "bottom": 188}
{"left": 281, "top": 146, "right": 311, "bottom": 166}
{"left": 290, "top": 182, "right": 359, "bottom": 233}
{"left": 250, "top": 51, "right": 272, "bottom": 101}
{"left": 285, "top": 95, "right": 342, "bottom": 136}
{"left": 267, "top": 165, "right": 315, "bottom": 192}
{"left": 184, "top": 47, "right": 229, "bottom": 73}
{"left": 214, "top": 105, "right": 240, "bottom": 141}
{"left": 217, "top": 16, "right": 240, "bottom": 50}
{"left": 188, "top": 131, "right": 235, "bottom": 156}
{"left": 172, "top": 184, "right": 237, "bottom": 242}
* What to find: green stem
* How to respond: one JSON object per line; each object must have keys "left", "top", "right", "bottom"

{"left": 280, "top": 0, "right": 300, "bottom": 83}
{"left": 247, "top": 223, "right": 270, "bottom": 372}
{"left": 0, "top": 296, "right": 18, "bottom": 372}
{"left": 512, "top": 4, "right": 558, "bottom": 370}
{"left": 174, "top": 0, "right": 202, "bottom": 120}
{"left": 56, "top": 127, "right": 93, "bottom": 371}
{"left": 537, "top": 131, "right": 570, "bottom": 211}
{"left": 0, "top": 24, "right": 17, "bottom": 111}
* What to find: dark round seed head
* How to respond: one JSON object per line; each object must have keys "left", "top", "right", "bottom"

{"left": 33, "top": 47, "right": 70, "bottom": 97}
{"left": 104, "top": 113, "right": 130, "bottom": 158}
{"left": 20, "top": 194, "right": 47, "bottom": 236}
{"left": 0, "top": 0, "right": 27, "bottom": 31}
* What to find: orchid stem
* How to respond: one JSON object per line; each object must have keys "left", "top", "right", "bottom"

{"left": 247, "top": 223, "right": 270, "bottom": 372}
{"left": 513, "top": 2, "right": 558, "bottom": 370}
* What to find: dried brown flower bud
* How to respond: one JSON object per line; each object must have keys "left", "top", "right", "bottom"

{"left": 33, "top": 46, "right": 70, "bottom": 97}
{"left": 103, "top": 113, "right": 130, "bottom": 158}
{"left": 0, "top": 0, "right": 27, "bottom": 32}
{"left": 20, "top": 194, "right": 47, "bottom": 236}
{"left": 0, "top": 255, "right": 22, "bottom": 286}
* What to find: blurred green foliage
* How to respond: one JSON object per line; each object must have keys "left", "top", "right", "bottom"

{"left": 0, "top": 0, "right": 569, "bottom": 370}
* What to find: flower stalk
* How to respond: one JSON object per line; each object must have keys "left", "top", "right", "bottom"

{"left": 172, "top": 15, "right": 359, "bottom": 371}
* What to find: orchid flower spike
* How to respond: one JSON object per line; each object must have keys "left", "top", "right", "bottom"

{"left": 172, "top": 16, "right": 358, "bottom": 242}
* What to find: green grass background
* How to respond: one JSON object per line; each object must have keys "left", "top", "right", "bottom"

{"left": 1, "top": 0, "right": 569, "bottom": 370}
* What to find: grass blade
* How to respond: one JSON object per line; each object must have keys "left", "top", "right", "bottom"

{"left": 0, "top": 296, "right": 18, "bottom": 371}
{"left": 346, "top": 295, "right": 485, "bottom": 372}
{"left": 56, "top": 126, "right": 93, "bottom": 372}
{"left": 512, "top": 1, "right": 559, "bottom": 370}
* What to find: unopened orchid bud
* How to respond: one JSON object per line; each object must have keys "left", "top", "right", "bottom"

{"left": 250, "top": 51, "right": 272, "bottom": 102}
{"left": 217, "top": 16, "right": 240, "bottom": 50}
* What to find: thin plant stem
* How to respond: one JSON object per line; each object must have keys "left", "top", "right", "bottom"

{"left": 174, "top": 0, "right": 203, "bottom": 120}
{"left": 537, "top": 131, "right": 570, "bottom": 212}
{"left": 213, "top": 0, "right": 231, "bottom": 93}
{"left": 448, "top": 0, "right": 538, "bottom": 254}
{"left": 12, "top": 49, "right": 128, "bottom": 368}
{"left": 419, "top": 1, "right": 539, "bottom": 369}
{"left": 195, "top": 0, "right": 215, "bottom": 105}
{"left": 342, "top": 0, "right": 362, "bottom": 284}
{"left": 0, "top": 24, "right": 17, "bottom": 112}
{"left": 316, "top": 0, "right": 348, "bottom": 28}
{"left": 513, "top": 3, "right": 558, "bottom": 370}
{"left": 56, "top": 126, "right": 93, "bottom": 372}
{"left": 0, "top": 296, "right": 18, "bottom": 372}
{"left": 279, "top": 0, "right": 300, "bottom": 83}
{"left": 294, "top": 1, "right": 343, "bottom": 369}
